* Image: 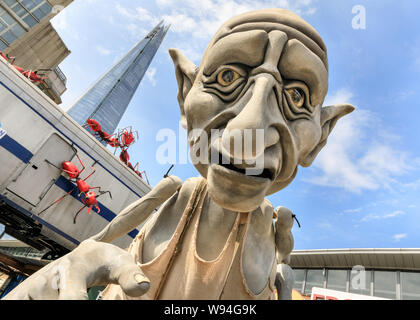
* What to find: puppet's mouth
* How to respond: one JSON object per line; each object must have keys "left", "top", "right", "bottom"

{"left": 215, "top": 152, "right": 274, "bottom": 181}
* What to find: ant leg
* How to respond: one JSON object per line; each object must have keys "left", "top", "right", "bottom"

{"left": 84, "top": 123, "right": 97, "bottom": 135}
{"left": 73, "top": 205, "right": 87, "bottom": 224}
{"left": 38, "top": 189, "right": 73, "bottom": 216}
{"left": 87, "top": 127, "right": 95, "bottom": 135}
{"left": 74, "top": 153, "right": 85, "bottom": 175}
{"left": 82, "top": 123, "right": 91, "bottom": 131}
{"left": 62, "top": 168, "right": 77, "bottom": 176}
{"left": 143, "top": 171, "right": 150, "bottom": 185}
{"left": 83, "top": 167, "right": 96, "bottom": 182}
{"left": 96, "top": 190, "right": 112, "bottom": 200}
{"left": 86, "top": 205, "right": 100, "bottom": 215}
{"left": 44, "top": 159, "right": 62, "bottom": 171}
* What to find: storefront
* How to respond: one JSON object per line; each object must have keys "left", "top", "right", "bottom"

{"left": 289, "top": 248, "right": 420, "bottom": 300}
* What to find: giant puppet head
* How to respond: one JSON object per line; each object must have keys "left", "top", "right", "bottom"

{"left": 169, "top": 9, "right": 354, "bottom": 212}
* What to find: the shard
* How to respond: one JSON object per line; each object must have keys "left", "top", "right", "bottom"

{"left": 67, "top": 21, "right": 169, "bottom": 136}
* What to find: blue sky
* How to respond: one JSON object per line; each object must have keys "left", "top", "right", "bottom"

{"left": 5, "top": 0, "right": 420, "bottom": 250}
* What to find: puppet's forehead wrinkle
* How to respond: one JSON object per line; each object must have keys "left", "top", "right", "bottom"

{"left": 207, "top": 8, "right": 328, "bottom": 72}
{"left": 211, "top": 23, "right": 328, "bottom": 72}
{"left": 202, "top": 30, "right": 269, "bottom": 75}
{"left": 215, "top": 8, "right": 326, "bottom": 51}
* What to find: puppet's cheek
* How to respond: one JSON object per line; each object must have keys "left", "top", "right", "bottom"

{"left": 184, "top": 89, "right": 226, "bottom": 130}
{"left": 291, "top": 118, "right": 322, "bottom": 163}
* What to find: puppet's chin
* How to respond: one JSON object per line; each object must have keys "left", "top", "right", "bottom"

{"left": 205, "top": 163, "right": 271, "bottom": 212}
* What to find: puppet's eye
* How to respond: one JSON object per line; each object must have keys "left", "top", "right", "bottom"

{"left": 286, "top": 88, "right": 305, "bottom": 108}
{"left": 217, "top": 68, "right": 240, "bottom": 86}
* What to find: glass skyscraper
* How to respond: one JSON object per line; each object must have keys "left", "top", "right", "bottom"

{"left": 67, "top": 20, "right": 169, "bottom": 137}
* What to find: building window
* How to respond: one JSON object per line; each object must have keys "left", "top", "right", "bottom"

{"left": 400, "top": 272, "right": 420, "bottom": 300}
{"left": 293, "top": 269, "right": 305, "bottom": 293}
{"left": 30, "top": 1, "right": 52, "bottom": 20}
{"left": 304, "top": 269, "right": 324, "bottom": 295}
{"left": 0, "top": 6, "right": 25, "bottom": 45}
{"left": 326, "top": 269, "right": 348, "bottom": 292}
{"left": 0, "top": 39, "right": 7, "bottom": 50}
{"left": 3, "top": 0, "right": 52, "bottom": 29}
{"left": 374, "top": 271, "right": 397, "bottom": 299}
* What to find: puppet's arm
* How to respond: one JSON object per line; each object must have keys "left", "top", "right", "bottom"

{"left": 4, "top": 176, "right": 182, "bottom": 300}
{"left": 274, "top": 206, "right": 295, "bottom": 300}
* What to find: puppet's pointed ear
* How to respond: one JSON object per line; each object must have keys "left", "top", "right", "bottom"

{"left": 169, "top": 48, "right": 198, "bottom": 129}
{"left": 301, "top": 104, "right": 355, "bottom": 167}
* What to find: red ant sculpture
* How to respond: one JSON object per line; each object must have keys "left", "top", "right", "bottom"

{"left": 85, "top": 119, "right": 102, "bottom": 135}
{"left": 118, "top": 126, "right": 138, "bottom": 149}
{"left": 40, "top": 151, "right": 112, "bottom": 224}
{"left": 73, "top": 191, "right": 102, "bottom": 224}
{"left": 132, "top": 163, "right": 145, "bottom": 180}
{"left": 84, "top": 119, "right": 121, "bottom": 153}
{"left": 119, "top": 148, "right": 130, "bottom": 165}
{"left": 0, "top": 51, "right": 15, "bottom": 65}
{"left": 1, "top": 52, "right": 48, "bottom": 84}
{"left": 119, "top": 149, "right": 144, "bottom": 179}
{"left": 84, "top": 119, "right": 146, "bottom": 181}
{"left": 23, "top": 70, "right": 47, "bottom": 83}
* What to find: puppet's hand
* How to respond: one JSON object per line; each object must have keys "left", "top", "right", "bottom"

{"left": 3, "top": 239, "right": 149, "bottom": 300}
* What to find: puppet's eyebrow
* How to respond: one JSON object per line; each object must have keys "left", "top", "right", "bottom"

{"left": 203, "top": 30, "right": 268, "bottom": 75}
{"left": 279, "top": 39, "right": 328, "bottom": 106}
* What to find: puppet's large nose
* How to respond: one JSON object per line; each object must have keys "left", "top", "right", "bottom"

{"left": 222, "top": 75, "right": 281, "bottom": 160}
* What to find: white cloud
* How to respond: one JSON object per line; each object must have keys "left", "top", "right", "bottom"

{"left": 306, "top": 88, "right": 415, "bottom": 193}
{"left": 115, "top": 4, "right": 159, "bottom": 26}
{"left": 383, "top": 210, "right": 405, "bottom": 218}
{"left": 113, "top": 1, "right": 316, "bottom": 62}
{"left": 324, "top": 88, "right": 354, "bottom": 106}
{"left": 402, "top": 178, "right": 420, "bottom": 190}
{"left": 156, "top": 0, "right": 174, "bottom": 7}
{"left": 343, "top": 208, "right": 362, "bottom": 214}
{"left": 146, "top": 67, "right": 157, "bottom": 86}
{"left": 361, "top": 210, "right": 405, "bottom": 222}
{"left": 360, "top": 214, "right": 381, "bottom": 222}
{"left": 162, "top": 13, "right": 198, "bottom": 34}
{"left": 392, "top": 233, "right": 407, "bottom": 242}
{"left": 305, "top": 7, "right": 317, "bottom": 15}
{"left": 115, "top": 3, "right": 134, "bottom": 19}
{"left": 136, "top": 7, "right": 156, "bottom": 23}
{"left": 160, "top": 0, "right": 306, "bottom": 39}
{"left": 96, "top": 45, "right": 112, "bottom": 56}
{"left": 317, "top": 220, "right": 333, "bottom": 229}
